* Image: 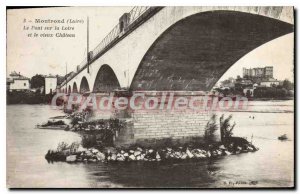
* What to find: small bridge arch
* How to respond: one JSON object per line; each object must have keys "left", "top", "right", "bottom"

{"left": 68, "top": 85, "right": 71, "bottom": 94}
{"left": 80, "top": 76, "right": 90, "bottom": 93}
{"left": 73, "top": 82, "right": 78, "bottom": 93}
{"left": 93, "top": 64, "right": 121, "bottom": 93}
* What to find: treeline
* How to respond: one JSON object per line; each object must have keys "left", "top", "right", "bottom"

{"left": 254, "top": 87, "right": 293, "bottom": 99}
{"left": 216, "top": 79, "right": 294, "bottom": 99}
{"left": 7, "top": 90, "right": 54, "bottom": 105}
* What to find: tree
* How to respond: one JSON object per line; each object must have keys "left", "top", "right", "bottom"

{"left": 220, "top": 114, "right": 236, "bottom": 142}
{"left": 246, "top": 90, "right": 252, "bottom": 98}
{"left": 282, "top": 79, "right": 294, "bottom": 91}
{"left": 30, "top": 74, "right": 45, "bottom": 89}
{"left": 204, "top": 114, "right": 218, "bottom": 143}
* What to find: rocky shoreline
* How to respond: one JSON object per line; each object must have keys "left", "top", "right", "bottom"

{"left": 45, "top": 141, "right": 259, "bottom": 163}
{"left": 44, "top": 110, "right": 260, "bottom": 163}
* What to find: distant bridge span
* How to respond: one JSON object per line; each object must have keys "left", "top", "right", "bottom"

{"left": 59, "top": 6, "right": 294, "bottom": 93}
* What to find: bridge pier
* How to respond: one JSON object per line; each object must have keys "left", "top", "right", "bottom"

{"left": 109, "top": 91, "right": 221, "bottom": 148}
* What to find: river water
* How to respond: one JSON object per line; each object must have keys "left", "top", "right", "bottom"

{"left": 7, "top": 100, "right": 294, "bottom": 188}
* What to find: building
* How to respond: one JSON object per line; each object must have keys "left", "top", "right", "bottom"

{"left": 243, "top": 66, "right": 274, "bottom": 79}
{"left": 7, "top": 71, "right": 30, "bottom": 91}
{"left": 243, "top": 87, "right": 254, "bottom": 97}
{"left": 260, "top": 78, "right": 280, "bottom": 87}
{"left": 45, "top": 75, "right": 57, "bottom": 94}
{"left": 235, "top": 76, "right": 253, "bottom": 89}
{"left": 220, "top": 77, "right": 235, "bottom": 88}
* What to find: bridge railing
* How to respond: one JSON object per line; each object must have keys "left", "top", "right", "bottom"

{"left": 60, "top": 6, "right": 158, "bottom": 88}
{"left": 128, "top": 6, "right": 151, "bottom": 26}
{"left": 92, "top": 23, "right": 121, "bottom": 59}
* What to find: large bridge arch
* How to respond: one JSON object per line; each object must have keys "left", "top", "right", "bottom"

{"left": 59, "top": 7, "right": 293, "bottom": 92}
{"left": 79, "top": 76, "right": 91, "bottom": 93}
{"left": 130, "top": 10, "right": 293, "bottom": 91}
{"left": 92, "top": 64, "right": 121, "bottom": 93}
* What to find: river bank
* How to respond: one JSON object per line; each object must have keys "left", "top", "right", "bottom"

{"left": 7, "top": 90, "right": 56, "bottom": 104}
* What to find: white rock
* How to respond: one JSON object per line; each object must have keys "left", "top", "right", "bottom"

{"left": 206, "top": 151, "right": 211, "bottom": 158}
{"left": 106, "top": 147, "right": 117, "bottom": 154}
{"left": 85, "top": 151, "right": 93, "bottom": 157}
{"left": 136, "top": 147, "right": 143, "bottom": 151}
{"left": 156, "top": 152, "right": 161, "bottom": 160}
{"left": 66, "top": 155, "right": 77, "bottom": 162}
{"left": 91, "top": 148, "right": 99, "bottom": 154}
{"left": 201, "top": 150, "right": 207, "bottom": 155}
{"left": 117, "top": 156, "right": 125, "bottom": 161}
{"left": 186, "top": 148, "right": 194, "bottom": 158}
{"left": 181, "top": 153, "right": 188, "bottom": 159}
{"left": 124, "top": 153, "right": 129, "bottom": 157}
{"left": 77, "top": 146, "right": 87, "bottom": 152}
{"left": 247, "top": 146, "right": 254, "bottom": 151}
{"left": 175, "top": 151, "right": 182, "bottom": 158}
{"left": 111, "top": 154, "right": 117, "bottom": 161}
{"left": 96, "top": 152, "right": 105, "bottom": 161}
{"left": 129, "top": 154, "right": 136, "bottom": 161}
{"left": 134, "top": 151, "right": 141, "bottom": 156}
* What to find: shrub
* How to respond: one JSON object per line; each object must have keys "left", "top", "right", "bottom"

{"left": 204, "top": 114, "right": 218, "bottom": 144}
{"left": 56, "top": 142, "right": 69, "bottom": 152}
{"left": 81, "top": 134, "right": 97, "bottom": 148}
{"left": 220, "top": 114, "right": 236, "bottom": 141}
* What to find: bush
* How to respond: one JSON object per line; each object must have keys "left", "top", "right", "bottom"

{"left": 81, "top": 134, "right": 98, "bottom": 148}
{"left": 204, "top": 114, "right": 218, "bottom": 144}
{"left": 220, "top": 114, "right": 236, "bottom": 141}
{"left": 56, "top": 142, "right": 69, "bottom": 152}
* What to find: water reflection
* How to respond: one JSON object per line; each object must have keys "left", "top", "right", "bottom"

{"left": 78, "top": 159, "right": 220, "bottom": 188}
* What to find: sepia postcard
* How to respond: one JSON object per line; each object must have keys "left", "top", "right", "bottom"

{"left": 6, "top": 6, "right": 294, "bottom": 188}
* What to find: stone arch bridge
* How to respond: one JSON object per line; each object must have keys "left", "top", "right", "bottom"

{"left": 59, "top": 6, "right": 294, "bottom": 94}
{"left": 58, "top": 6, "right": 293, "bottom": 147}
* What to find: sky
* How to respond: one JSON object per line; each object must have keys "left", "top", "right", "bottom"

{"left": 7, "top": 7, "right": 294, "bottom": 83}
{"left": 7, "top": 7, "right": 133, "bottom": 77}
{"left": 217, "top": 33, "right": 294, "bottom": 83}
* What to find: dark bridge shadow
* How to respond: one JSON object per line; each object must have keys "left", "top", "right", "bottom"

{"left": 130, "top": 10, "right": 294, "bottom": 91}
{"left": 93, "top": 64, "right": 121, "bottom": 93}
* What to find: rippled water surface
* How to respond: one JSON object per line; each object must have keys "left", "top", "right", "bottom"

{"left": 7, "top": 101, "right": 294, "bottom": 188}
